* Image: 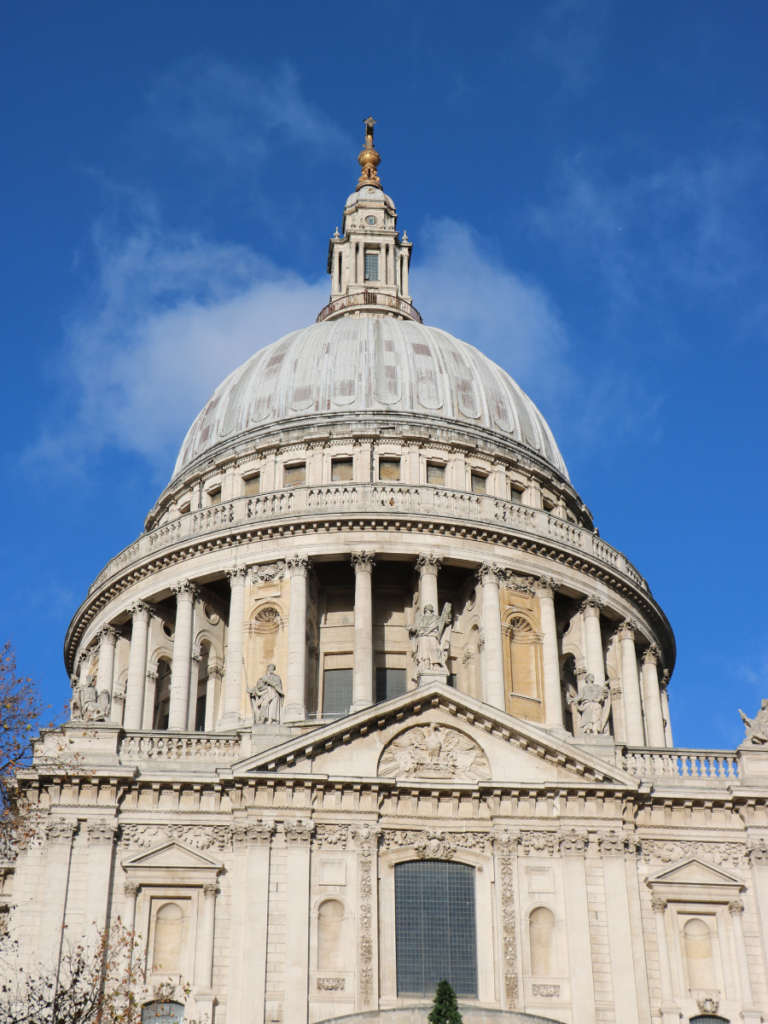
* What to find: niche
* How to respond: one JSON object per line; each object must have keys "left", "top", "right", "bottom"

{"left": 529, "top": 907, "right": 556, "bottom": 977}
{"left": 683, "top": 917, "right": 716, "bottom": 992}
{"left": 151, "top": 901, "right": 187, "bottom": 975}
{"left": 317, "top": 899, "right": 344, "bottom": 971}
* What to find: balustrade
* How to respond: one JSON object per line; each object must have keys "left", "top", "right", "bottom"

{"left": 623, "top": 747, "right": 739, "bottom": 782}
{"left": 119, "top": 731, "right": 242, "bottom": 763}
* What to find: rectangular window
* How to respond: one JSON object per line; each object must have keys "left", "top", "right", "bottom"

{"left": 323, "top": 668, "right": 353, "bottom": 717}
{"left": 178, "top": 502, "right": 191, "bottom": 515}
{"left": 207, "top": 488, "right": 221, "bottom": 506}
{"left": 376, "top": 667, "right": 407, "bottom": 703}
{"left": 426, "top": 462, "right": 445, "bottom": 486}
{"left": 364, "top": 252, "right": 379, "bottom": 281}
{"left": 379, "top": 458, "right": 401, "bottom": 481}
{"left": 244, "top": 473, "right": 261, "bottom": 497}
{"left": 447, "top": 673, "right": 456, "bottom": 688}
{"left": 471, "top": 472, "right": 487, "bottom": 494}
{"left": 195, "top": 685, "right": 207, "bottom": 731}
{"left": 284, "top": 463, "right": 306, "bottom": 488}
{"left": 510, "top": 485, "right": 524, "bottom": 503}
{"left": 331, "top": 458, "right": 354, "bottom": 482}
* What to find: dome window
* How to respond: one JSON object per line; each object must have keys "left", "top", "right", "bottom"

{"left": 471, "top": 472, "right": 487, "bottom": 495}
{"left": 366, "top": 216, "right": 376, "bottom": 225}
{"left": 244, "top": 473, "right": 261, "bottom": 497}
{"left": 364, "top": 252, "right": 379, "bottom": 281}
{"left": 426, "top": 462, "right": 445, "bottom": 486}
{"left": 379, "top": 458, "right": 401, "bottom": 482}
{"left": 331, "top": 458, "right": 354, "bottom": 482}
{"left": 207, "top": 487, "right": 221, "bottom": 506}
{"left": 284, "top": 462, "right": 306, "bottom": 488}
{"left": 510, "top": 485, "right": 524, "bottom": 504}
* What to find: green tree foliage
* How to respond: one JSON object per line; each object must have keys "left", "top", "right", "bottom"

{"left": 428, "top": 979, "right": 463, "bottom": 1024}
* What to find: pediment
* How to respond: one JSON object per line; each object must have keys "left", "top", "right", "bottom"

{"left": 233, "top": 682, "right": 636, "bottom": 788}
{"left": 647, "top": 856, "right": 745, "bottom": 889}
{"left": 122, "top": 840, "right": 223, "bottom": 872}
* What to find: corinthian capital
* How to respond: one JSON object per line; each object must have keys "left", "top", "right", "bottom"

{"left": 579, "top": 596, "right": 605, "bottom": 617}
{"left": 533, "top": 576, "right": 559, "bottom": 599}
{"left": 642, "top": 643, "right": 661, "bottom": 666}
{"left": 476, "top": 561, "right": 503, "bottom": 585}
{"left": 172, "top": 580, "right": 200, "bottom": 603}
{"left": 351, "top": 551, "right": 376, "bottom": 574}
{"left": 286, "top": 554, "right": 311, "bottom": 578}
{"left": 130, "top": 600, "right": 154, "bottom": 623}
{"left": 98, "top": 625, "right": 120, "bottom": 647}
{"left": 650, "top": 895, "right": 667, "bottom": 914}
{"left": 416, "top": 553, "right": 442, "bottom": 577}
{"left": 727, "top": 898, "right": 745, "bottom": 916}
{"left": 616, "top": 618, "right": 639, "bottom": 641}
{"left": 226, "top": 565, "right": 249, "bottom": 587}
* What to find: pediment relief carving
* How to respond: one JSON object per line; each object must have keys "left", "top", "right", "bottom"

{"left": 378, "top": 724, "right": 491, "bottom": 781}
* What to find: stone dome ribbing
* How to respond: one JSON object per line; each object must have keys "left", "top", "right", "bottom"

{"left": 173, "top": 318, "right": 569, "bottom": 481}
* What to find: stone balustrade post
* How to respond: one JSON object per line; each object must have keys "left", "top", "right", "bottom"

{"left": 477, "top": 563, "right": 505, "bottom": 711}
{"left": 284, "top": 555, "right": 311, "bottom": 722}
{"left": 124, "top": 602, "right": 153, "bottom": 730}
{"left": 220, "top": 566, "right": 248, "bottom": 727}
{"left": 580, "top": 597, "right": 606, "bottom": 686}
{"left": 168, "top": 581, "right": 199, "bottom": 731}
{"left": 534, "top": 577, "right": 564, "bottom": 730}
{"left": 351, "top": 552, "right": 375, "bottom": 711}
{"left": 617, "top": 620, "right": 644, "bottom": 746}
{"left": 95, "top": 626, "right": 119, "bottom": 720}
{"left": 641, "top": 644, "right": 666, "bottom": 747}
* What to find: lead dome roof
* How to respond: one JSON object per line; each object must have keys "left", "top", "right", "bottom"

{"left": 173, "top": 318, "right": 569, "bottom": 481}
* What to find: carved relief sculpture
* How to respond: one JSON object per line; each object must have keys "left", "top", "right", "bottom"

{"left": 567, "top": 673, "right": 611, "bottom": 735}
{"left": 739, "top": 699, "right": 768, "bottom": 744}
{"left": 409, "top": 602, "right": 452, "bottom": 676}
{"left": 70, "top": 675, "right": 111, "bottom": 722}
{"left": 378, "top": 724, "right": 491, "bottom": 781}
{"left": 248, "top": 663, "right": 284, "bottom": 724}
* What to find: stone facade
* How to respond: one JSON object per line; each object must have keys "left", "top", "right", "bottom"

{"left": 5, "top": 125, "right": 768, "bottom": 1024}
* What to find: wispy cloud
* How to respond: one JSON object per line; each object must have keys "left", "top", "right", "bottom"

{"left": 528, "top": 0, "right": 609, "bottom": 94}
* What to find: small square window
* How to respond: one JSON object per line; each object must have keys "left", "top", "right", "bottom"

{"left": 178, "top": 502, "right": 191, "bottom": 515}
{"left": 207, "top": 487, "right": 221, "bottom": 506}
{"left": 379, "top": 458, "right": 401, "bottom": 481}
{"left": 510, "top": 486, "right": 524, "bottom": 504}
{"left": 471, "top": 472, "right": 487, "bottom": 494}
{"left": 284, "top": 463, "right": 306, "bottom": 488}
{"left": 364, "top": 252, "right": 379, "bottom": 282}
{"left": 332, "top": 458, "right": 354, "bottom": 482}
{"left": 244, "top": 473, "right": 261, "bottom": 497}
{"left": 426, "top": 463, "right": 445, "bottom": 486}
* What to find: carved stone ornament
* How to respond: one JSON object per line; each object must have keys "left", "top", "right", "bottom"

{"left": 696, "top": 996, "right": 720, "bottom": 1015}
{"left": 558, "top": 829, "right": 589, "bottom": 855}
{"left": 747, "top": 841, "right": 768, "bottom": 866}
{"left": 284, "top": 819, "right": 315, "bottom": 845}
{"left": 286, "top": 554, "right": 311, "bottom": 577}
{"left": 642, "top": 643, "right": 661, "bottom": 666}
{"left": 494, "top": 828, "right": 519, "bottom": 1007}
{"left": 415, "top": 553, "right": 442, "bottom": 577}
{"left": 567, "top": 675, "right": 611, "bottom": 735}
{"left": 226, "top": 565, "right": 249, "bottom": 587}
{"left": 70, "top": 677, "right": 112, "bottom": 723}
{"left": 86, "top": 820, "right": 118, "bottom": 845}
{"left": 98, "top": 625, "right": 119, "bottom": 647}
{"left": 317, "top": 978, "right": 345, "bottom": 991}
{"left": 412, "top": 830, "right": 457, "bottom": 860}
{"left": 409, "top": 603, "right": 452, "bottom": 676}
{"left": 476, "top": 561, "right": 505, "bottom": 585}
{"left": 382, "top": 829, "right": 489, "bottom": 855}
{"left": 314, "top": 824, "right": 351, "bottom": 849}
{"left": 351, "top": 551, "right": 376, "bottom": 573}
{"left": 533, "top": 576, "right": 559, "bottom": 599}
{"left": 378, "top": 724, "right": 491, "bottom": 781}
{"left": 124, "top": 881, "right": 140, "bottom": 898}
{"left": 651, "top": 896, "right": 668, "bottom": 913}
{"left": 248, "top": 665, "right": 284, "bottom": 724}
{"left": 120, "top": 823, "right": 232, "bottom": 851}
{"left": 521, "top": 832, "right": 557, "bottom": 857}
{"left": 250, "top": 561, "right": 287, "bottom": 584}
{"left": 579, "top": 596, "right": 605, "bottom": 616}
{"left": 727, "top": 898, "right": 745, "bottom": 916}
{"left": 532, "top": 985, "right": 560, "bottom": 998}
{"left": 45, "top": 819, "right": 77, "bottom": 844}
{"left": 597, "top": 831, "right": 638, "bottom": 857}
{"left": 130, "top": 600, "right": 154, "bottom": 623}
{"left": 641, "top": 839, "right": 748, "bottom": 869}
{"left": 232, "top": 820, "right": 275, "bottom": 847}
{"left": 740, "top": 699, "right": 768, "bottom": 745}
{"left": 352, "top": 825, "right": 380, "bottom": 1006}
{"left": 203, "top": 883, "right": 219, "bottom": 898}
{"left": 616, "top": 618, "right": 639, "bottom": 641}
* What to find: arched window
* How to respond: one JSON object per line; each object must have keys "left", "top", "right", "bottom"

{"left": 152, "top": 902, "right": 184, "bottom": 974}
{"left": 395, "top": 860, "right": 477, "bottom": 998}
{"left": 683, "top": 917, "right": 715, "bottom": 991}
{"left": 529, "top": 907, "right": 556, "bottom": 976}
{"left": 141, "top": 1002, "right": 185, "bottom": 1024}
{"left": 317, "top": 899, "right": 344, "bottom": 970}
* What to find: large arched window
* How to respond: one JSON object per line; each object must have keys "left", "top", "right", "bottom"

{"left": 394, "top": 860, "right": 477, "bottom": 998}
{"left": 317, "top": 899, "right": 344, "bottom": 970}
{"left": 529, "top": 907, "right": 556, "bottom": 976}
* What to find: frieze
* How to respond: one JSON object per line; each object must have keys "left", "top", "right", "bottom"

{"left": 520, "top": 832, "right": 557, "bottom": 857}
{"left": 378, "top": 724, "right": 490, "bottom": 782}
{"left": 232, "top": 820, "right": 275, "bottom": 847}
{"left": 532, "top": 985, "right": 560, "bottom": 998}
{"left": 317, "top": 978, "right": 345, "bottom": 991}
{"left": 640, "top": 839, "right": 748, "bottom": 868}
{"left": 313, "top": 824, "right": 351, "bottom": 849}
{"left": 120, "top": 823, "right": 232, "bottom": 851}
{"left": 86, "top": 820, "right": 118, "bottom": 845}
{"left": 250, "top": 561, "right": 287, "bottom": 584}
{"left": 382, "top": 829, "right": 490, "bottom": 857}
{"left": 557, "top": 829, "right": 589, "bottom": 855}
{"left": 45, "top": 819, "right": 77, "bottom": 844}
{"left": 597, "top": 831, "right": 639, "bottom": 856}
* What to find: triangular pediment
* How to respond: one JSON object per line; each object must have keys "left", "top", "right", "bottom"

{"left": 233, "top": 682, "right": 636, "bottom": 788}
{"left": 122, "top": 840, "right": 223, "bottom": 872}
{"left": 647, "top": 856, "right": 745, "bottom": 889}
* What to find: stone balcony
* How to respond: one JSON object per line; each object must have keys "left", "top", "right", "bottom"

{"left": 315, "top": 290, "right": 422, "bottom": 323}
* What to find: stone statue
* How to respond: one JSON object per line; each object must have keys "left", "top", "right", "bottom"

{"left": 70, "top": 676, "right": 111, "bottom": 722}
{"left": 248, "top": 664, "right": 284, "bottom": 724}
{"left": 567, "top": 674, "right": 611, "bottom": 735}
{"left": 739, "top": 700, "right": 768, "bottom": 745}
{"left": 409, "top": 602, "right": 452, "bottom": 675}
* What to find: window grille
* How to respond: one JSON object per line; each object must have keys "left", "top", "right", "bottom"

{"left": 323, "top": 668, "right": 353, "bottom": 717}
{"left": 395, "top": 860, "right": 478, "bottom": 997}
{"left": 364, "top": 252, "right": 379, "bottom": 281}
{"left": 376, "top": 667, "right": 407, "bottom": 703}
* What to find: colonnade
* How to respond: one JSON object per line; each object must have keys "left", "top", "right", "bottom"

{"left": 96, "top": 551, "right": 669, "bottom": 745}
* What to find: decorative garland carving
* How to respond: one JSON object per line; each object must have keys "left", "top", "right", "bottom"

{"left": 352, "top": 825, "right": 380, "bottom": 1007}
{"left": 520, "top": 832, "right": 557, "bottom": 857}
{"left": 641, "top": 839, "right": 748, "bottom": 868}
{"left": 597, "top": 831, "right": 639, "bottom": 856}
{"left": 492, "top": 829, "right": 519, "bottom": 1008}
{"left": 532, "top": 984, "right": 560, "bottom": 998}
{"left": 313, "top": 824, "right": 351, "bottom": 849}
{"left": 381, "top": 829, "right": 490, "bottom": 855}
{"left": 120, "top": 823, "right": 232, "bottom": 851}
{"left": 250, "top": 561, "right": 286, "bottom": 584}
{"left": 317, "top": 978, "right": 345, "bottom": 991}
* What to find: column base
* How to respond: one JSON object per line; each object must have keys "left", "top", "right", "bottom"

{"left": 657, "top": 1001, "right": 681, "bottom": 1024}
{"left": 740, "top": 1009, "right": 763, "bottom": 1023}
{"left": 416, "top": 668, "right": 450, "bottom": 687}
{"left": 351, "top": 698, "right": 373, "bottom": 712}
{"left": 282, "top": 702, "right": 307, "bottom": 723}
{"left": 215, "top": 713, "right": 246, "bottom": 732}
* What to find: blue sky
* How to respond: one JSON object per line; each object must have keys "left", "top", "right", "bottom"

{"left": 2, "top": 1, "right": 767, "bottom": 748}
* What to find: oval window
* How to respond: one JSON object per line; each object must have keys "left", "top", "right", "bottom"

{"left": 366, "top": 216, "right": 376, "bottom": 225}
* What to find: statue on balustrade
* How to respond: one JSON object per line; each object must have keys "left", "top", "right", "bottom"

{"left": 567, "top": 674, "right": 611, "bottom": 735}
{"left": 409, "top": 602, "right": 452, "bottom": 675}
{"left": 740, "top": 699, "right": 768, "bottom": 745}
{"left": 249, "top": 663, "right": 284, "bottom": 724}
{"left": 70, "top": 676, "right": 111, "bottom": 722}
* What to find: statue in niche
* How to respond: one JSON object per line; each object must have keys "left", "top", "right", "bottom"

{"left": 248, "top": 664, "right": 284, "bottom": 724}
{"left": 70, "top": 676, "right": 111, "bottom": 722}
{"left": 567, "top": 673, "right": 611, "bottom": 735}
{"left": 409, "top": 602, "right": 452, "bottom": 675}
{"left": 740, "top": 700, "right": 768, "bottom": 745}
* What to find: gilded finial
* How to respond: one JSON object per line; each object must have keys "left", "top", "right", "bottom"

{"left": 356, "top": 116, "right": 382, "bottom": 191}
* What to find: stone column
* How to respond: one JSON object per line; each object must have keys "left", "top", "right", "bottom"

{"left": 641, "top": 644, "right": 666, "bottom": 747}
{"left": 617, "top": 620, "right": 644, "bottom": 746}
{"left": 534, "top": 577, "right": 564, "bottom": 730}
{"left": 402, "top": 249, "right": 409, "bottom": 297}
{"left": 559, "top": 831, "right": 597, "bottom": 1024}
{"left": 284, "top": 555, "right": 311, "bottom": 722}
{"left": 83, "top": 820, "right": 117, "bottom": 943}
{"left": 221, "top": 566, "right": 248, "bottom": 727}
{"left": 661, "top": 670, "right": 673, "bottom": 746}
{"left": 650, "top": 896, "right": 679, "bottom": 1024}
{"left": 598, "top": 833, "right": 640, "bottom": 1024}
{"left": 351, "top": 552, "right": 375, "bottom": 711}
{"left": 205, "top": 655, "right": 222, "bottom": 732}
{"left": 729, "top": 899, "right": 760, "bottom": 1018}
{"left": 416, "top": 553, "right": 441, "bottom": 613}
{"left": 580, "top": 597, "right": 606, "bottom": 685}
{"left": 143, "top": 668, "right": 158, "bottom": 730}
{"left": 198, "top": 883, "right": 218, "bottom": 990}
{"left": 123, "top": 881, "right": 139, "bottom": 934}
{"left": 124, "top": 601, "right": 152, "bottom": 730}
{"left": 747, "top": 842, "right": 768, "bottom": 1005}
{"left": 379, "top": 243, "right": 386, "bottom": 284}
{"left": 95, "top": 626, "right": 119, "bottom": 719}
{"left": 284, "top": 820, "right": 314, "bottom": 1024}
{"left": 477, "top": 563, "right": 505, "bottom": 711}
{"left": 239, "top": 822, "right": 275, "bottom": 1024}
{"left": 39, "top": 819, "right": 76, "bottom": 968}
{"left": 168, "top": 581, "right": 199, "bottom": 731}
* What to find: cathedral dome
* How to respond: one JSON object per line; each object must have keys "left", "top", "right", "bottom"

{"left": 172, "top": 318, "right": 568, "bottom": 481}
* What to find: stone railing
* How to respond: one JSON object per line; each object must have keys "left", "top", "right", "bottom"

{"left": 622, "top": 747, "right": 739, "bottom": 783}
{"left": 119, "top": 731, "right": 242, "bottom": 764}
{"left": 90, "top": 483, "right": 648, "bottom": 595}
{"left": 316, "top": 290, "right": 422, "bottom": 324}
